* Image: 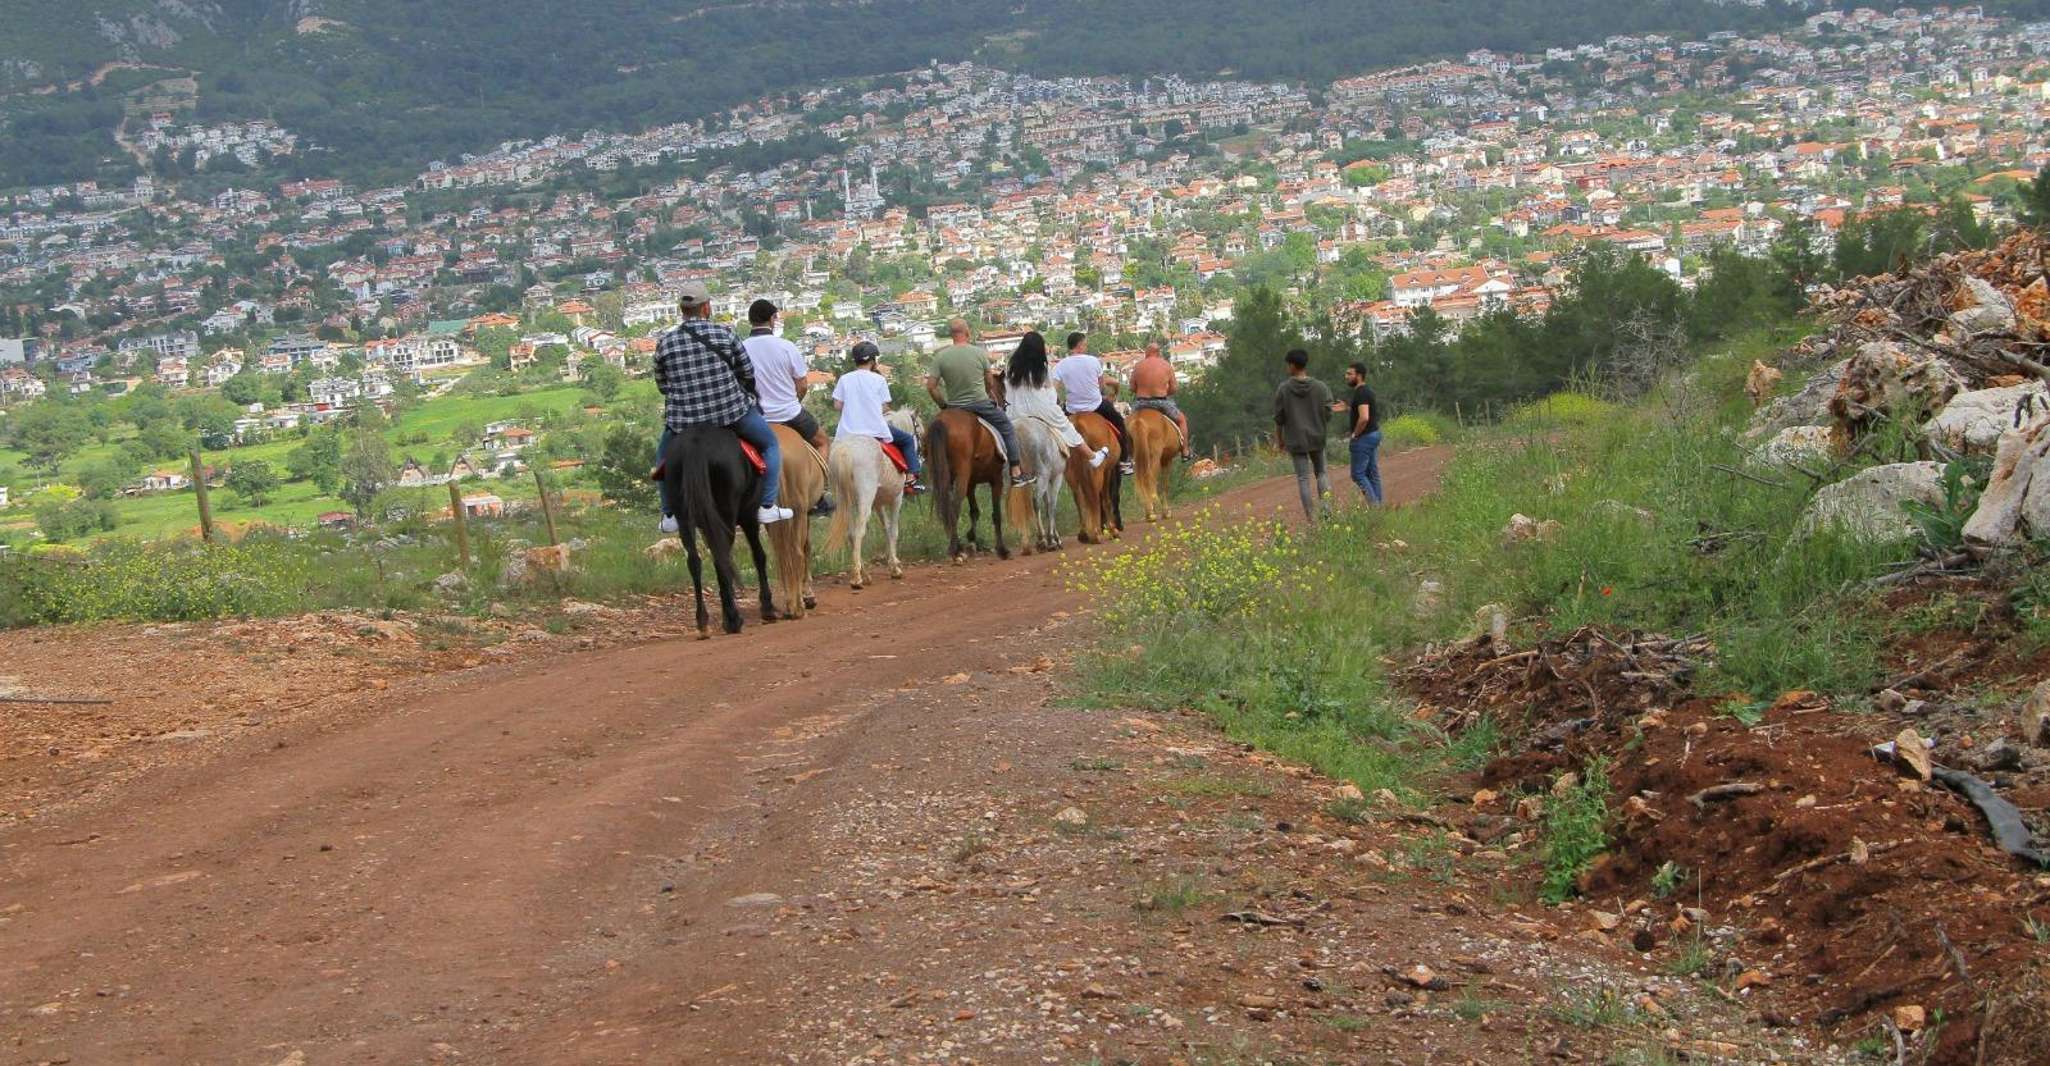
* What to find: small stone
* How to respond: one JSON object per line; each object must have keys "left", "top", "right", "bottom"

{"left": 726, "top": 892, "right": 783, "bottom": 908}
{"left": 1550, "top": 772, "right": 1579, "bottom": 798}
{"left": 1894, "top": 1004, "right": 1926, "bottom": 1032}
{"left": 1974, "top": 738, "right": 2024, "bottom": 773}
{"left": 1384, "top": 990, "right": 1415, "bottom": 1008}
{"left": 1515, "top": 795, "right": 1545, "bottom": 821}
{"left": 1794, "top": 794, "right": 1818, "bottom": 809}
{"left": 942, "top": 672, "right": 972, "bottom": 685}
{"left": 1332, "top": 783, "right": 1365, "bottom": 803}
{"left": 1894, "top": 728, "right": 1933, "bottom": 781}
{"left": 1588, "top": 911, "right": 1621, "bottom": 932}
{"left": 2025, "top": 681, "right": 2050, "bottom": 747}
{"left": 1399, "top": 964, "right": 1449, "bottom": 990}
{"left": 1052, "top": 806, "right": 1089, "bottom": 828}
{"left": 1471, "top": 788, "right": 1499, "bottom": 808}
{"left": 1238, "top": 993, "right": 1280, "bottom": 1010}
{"left": 1736, "top": 970, "right": 1772, "bottom": 992}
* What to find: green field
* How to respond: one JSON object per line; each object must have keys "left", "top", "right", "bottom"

{"left": 3, "top": 386, "right": 603, "bottom": 542}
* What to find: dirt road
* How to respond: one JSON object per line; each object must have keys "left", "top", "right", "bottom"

{"left": 0, "top": 451, "right": 1799, "bottom": 1065}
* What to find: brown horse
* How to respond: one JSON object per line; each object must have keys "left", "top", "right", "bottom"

{"left": 926, "top": 407, "right": 1010, "bottom": 563}
{"left": 765, "top": 424, "right": 829, "bottom": 618}
{"left": 1129, "top": 407, "right": 1179, "bottom": 522}
{"left": 1066, "top": 411, "right": 1124, "bottom": 543}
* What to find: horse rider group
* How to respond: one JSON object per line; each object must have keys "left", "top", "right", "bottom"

{"left": 653, "top": 285, "right": 1195, "bottom": 529}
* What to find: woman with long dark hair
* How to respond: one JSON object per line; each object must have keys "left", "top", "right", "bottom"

{"left": 1006, "top": 331, "right": 1108, "bottom": 469}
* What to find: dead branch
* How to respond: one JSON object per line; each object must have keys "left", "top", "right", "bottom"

{"left": 1688, "top": 782, "right": 1765, "bottom": 810}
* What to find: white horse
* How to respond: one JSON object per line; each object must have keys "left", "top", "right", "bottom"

{"left": 823, "top": 410, "right": 916, "bottom": 589}
{"left": 1007, "top": 413, "right": 1069, "bottom": 555}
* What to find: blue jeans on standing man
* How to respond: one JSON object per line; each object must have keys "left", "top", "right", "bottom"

{"left": 1349, "top": 430, "right": 1383, "bottom": 504}
{"left": 657, "top": 409, "right": 783, "bottom": 518}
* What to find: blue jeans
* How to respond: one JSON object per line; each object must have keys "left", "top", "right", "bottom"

{"left": 657, "top": 413, "right": 782, "bottom": 517}
{"left": 1349, "top": 430, "right": 1383, "bottom": 504}
{"left": 889, "top": 425, "right": 923, "bottom": 475}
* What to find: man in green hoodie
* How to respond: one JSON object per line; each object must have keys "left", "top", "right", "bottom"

{"left": 1273, "top": 348, "right": 1334, "bottom": 521}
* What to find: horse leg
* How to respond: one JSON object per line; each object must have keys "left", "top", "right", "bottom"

{"left": 849, "top": 491, "right": 872, "bottom": 590}
{"left": 966, "top": 490, "right": 982, "bottom": 554}
{"left": 991, "top": 481, "right": 1009, "bottom": 561}
{"left": 745, "top": 521, "right": 776, "bottom": 624}
{"left": 685, "top": 531, "right": 711, "bottom": 640}
{"left": 884, "top": 497, "right": 904, "bottom": 579}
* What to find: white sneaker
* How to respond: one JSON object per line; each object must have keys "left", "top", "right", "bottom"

{"left": 1088, "top": 447, "right": 1109, "bottom": 469}
{"left": 658, "top": 515, "right": 679, "bottom": 534}
{"left": 757, "top": 505, "right": 794, "bottom": 524}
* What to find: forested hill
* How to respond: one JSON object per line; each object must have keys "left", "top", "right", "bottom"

{"left": 0, "top": 0, "right": 1919, "bottom": 187}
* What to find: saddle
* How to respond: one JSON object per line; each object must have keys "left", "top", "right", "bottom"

{"left": 647, "top": 429, "right": 769, "bottom": 484}
{"left": 880, "top": 441, "right": 910, "bottom": 474}
{"left": 977, "top": 417, "right": 1009, "bottom": 466}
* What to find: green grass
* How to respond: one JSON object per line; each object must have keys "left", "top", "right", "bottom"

{"left": 1666, "top": 933, "right": 1713, "bottom": 978}
{"left": 1540, "top": 758, "right": 1611, "bottom": 903}
{"left": 1136, "top": 875, "right": 1210, "bottom": 915}
{"left": 1546, "top": 986, "right": 1646, "bottom": 1029}
{"left": 1159, "top": 774, "right": 1274, "bottom": 799}
{"left": 1075, "top": 325, "right": 1919, "bottom": 819}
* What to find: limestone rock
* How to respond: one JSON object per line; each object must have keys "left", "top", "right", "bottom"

{"left": 1799, "top": 462, "right": 1947, "bottom": 542}
{"left": 1828, "top": 342, "right": 1966, "bottom": 438}
{"left": 1747, "top": 358, "right": 1846, "bottom": 441}
{"left": 1745, "top": 360, "right": 1783, "bottom": 407}
{"left": 1963, "top": 419, "right": 2050, "bottom": 549}
{"left": 1922, "top": 381, "right": 2050, "bottom": 455}
{"left": 1949, "top": 277, "right": 2016, "bottom": 336}
{"left": 1750, "top": 424, "right": 1836, "bottom": 470}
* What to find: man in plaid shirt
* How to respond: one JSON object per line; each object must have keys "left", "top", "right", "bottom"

{"left": 652, "top": 282, "right": 792, "bottom": 527}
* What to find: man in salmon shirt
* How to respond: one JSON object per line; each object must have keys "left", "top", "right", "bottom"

{"left": 1129, "top": 341, "right": 1194, "bottom": 461}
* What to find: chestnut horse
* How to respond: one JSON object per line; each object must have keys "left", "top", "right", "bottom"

{"left": 925, "top": 407, "right": 1010, "bottom": 563}
{"left": 1066, "top": 411, "right": 1124, "bottom": 543}
{"left": 1128, "top": 407, "right": 1179, "bottom": 522}
{"left": 765, "top": 424, "right": 829, "bottom": 618}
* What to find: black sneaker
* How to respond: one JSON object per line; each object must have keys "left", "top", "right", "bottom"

{"left": 1118, "top": 461, "right": 1135, "bottom": 475}
{"left": 1012, "top": 473, "right": 1038, "bottom": 488}
{"left": 811, "top": 494, "right": 836, "bottom": 518}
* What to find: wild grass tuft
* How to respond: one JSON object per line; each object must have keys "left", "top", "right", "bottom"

{"left": 1539, "top": 757, "right": 1612, "bottom": 904}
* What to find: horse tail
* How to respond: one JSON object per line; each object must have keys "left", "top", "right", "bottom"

{"left": 823, "top": 470, "right": 852, "bottom": 553}
{"left": 678, "top": 429, "right": 733, "bottom": 558}
{"left": 925, "top": 415, "right": 953, "bottom": 512}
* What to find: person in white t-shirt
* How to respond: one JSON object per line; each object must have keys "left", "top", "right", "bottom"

{"left": 832, "top": 341, "right": 923, "bottom": 495}
{"left": 742, "top": 298, "right": 833, "bottom": 515}
{"left": 1052, "top": 331, "right": 1132, "bottom": 474}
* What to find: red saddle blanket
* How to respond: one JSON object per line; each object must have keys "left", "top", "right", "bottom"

{"left": 880, "top": 442, "right": 910, "bottom": 474}
{"left": 738, "top": 439, "right": 767, "bottom": 475}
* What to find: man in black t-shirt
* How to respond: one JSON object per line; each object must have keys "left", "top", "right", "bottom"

{"left": 1338, "top": 361, "right": 1383, "bottom": 504}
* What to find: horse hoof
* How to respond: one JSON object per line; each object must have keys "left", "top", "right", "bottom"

{"left": 890, "top": 568, "right": 903, "bottom": 580}
{"left": 850, "top": 580, "right": 864, "bottom": 591}
{"left": 804, "top": 596, "right": 818, "bottom": 610}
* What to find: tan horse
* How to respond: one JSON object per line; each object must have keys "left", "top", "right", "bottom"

{"left": 766, "top": 424, "right": 828, "bottom": 618}
{"left": 1128, "top": 407, "right": 1179, "bottom": 522}
{"left": 823, "top": 432, "right": 906, "bottom": 589}
{"left": 1066, "top": 411, "right": 1124, "bottom": 543}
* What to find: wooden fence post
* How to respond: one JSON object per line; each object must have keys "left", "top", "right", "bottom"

{"left": 190, "top": 449, "right": 214, "bottom": 543}
{"left": 534, "top": 468, "right": 559, "bottom": 546}
{"left": 447, "top": 481, "right": 471, "bottom": 568}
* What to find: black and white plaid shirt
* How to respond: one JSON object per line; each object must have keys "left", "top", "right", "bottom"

{"left": 654, "top": 319, "right": 757, "bottom": 430}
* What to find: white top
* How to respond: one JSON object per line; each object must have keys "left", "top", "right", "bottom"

{"left": 833, "top": 367, "right": 894, "bottom": 440}
{"left": 742, "top": 331, "right": 809, "bottom": 422}
{"left": 1008, "top": 379, "right": 1086, "bottom": 448}
{"left": 1052, "top": 354, "right": 1104, "bottom": 413}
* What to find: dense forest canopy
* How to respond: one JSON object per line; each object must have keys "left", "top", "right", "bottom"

{"left": 0, "top": 0, "right": 1840, "bottom": 188}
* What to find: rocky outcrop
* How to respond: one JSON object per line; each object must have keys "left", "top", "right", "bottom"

{"left": 1827, "top": 341, "right": 1966, "bottom": 439}
{"left": 1922, "top": 381, "right": 2049, "bottom": 455}
{"left": 1799, "top": 462, "right": 1947, "bottom": 542}
{"left": 1750, "top": 425, "right": 1836, "bottom": 470}
{"left": 1962, "top": 419, "right": 2050, "bottom": 550}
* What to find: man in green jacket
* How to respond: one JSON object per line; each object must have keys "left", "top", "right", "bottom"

{"left": 1273, "top": 348, "right": 1334, "bottom": 521}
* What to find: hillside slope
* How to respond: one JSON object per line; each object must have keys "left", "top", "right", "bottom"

{"left": 0, "top": 0, "right": 1819, "bottom": 186}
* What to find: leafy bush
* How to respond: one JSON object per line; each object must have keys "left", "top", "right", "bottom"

{"left": 5, "top": 537, "right": 309, "bottom": 623}
{"left": 1379, "top": 412, "right": 1454, "bottom": 451}
{"left": 1540, "top": 757, "right": 1613, "bottom": 903}
{"left": 1503, "top": 391, "right": 1615, "bottom": 429}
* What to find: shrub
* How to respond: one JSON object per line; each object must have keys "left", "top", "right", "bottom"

{"left": 1503, "top": 391, "right": 1614, "bottom": 429}
{"left": 6, "top": 537, "right": 309, "bottom": 623}
{"left": 1380, "top": 412, "right": 1455, "bottom": 451}
{"left": 1540, "top": 757, "right": 1612, "bottom": 903}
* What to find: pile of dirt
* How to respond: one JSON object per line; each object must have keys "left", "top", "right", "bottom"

{"left": 1402, "top": 626, "right": 2050, "bottom": 1065}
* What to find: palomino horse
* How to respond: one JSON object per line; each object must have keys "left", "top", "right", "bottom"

{"left": 766, "top": 424, "right": 828, "bottom": 618}
{"left": 1128, "top": 407, "right": 1180, "bottom": 522}
{"left": 661, "top": 424, "right": 777, "bottom": 637}
{"left": 925, "top": 407, "right": 1010, "bottom": 563}
{"left": 1066, "top": 411, "right": 1123, "bottom": 543}
{"left": 822, "top": 415, "right": 911, "bottom": 589}
{"left": 1006, "top": 414, "right": 1069, "bottom": 555}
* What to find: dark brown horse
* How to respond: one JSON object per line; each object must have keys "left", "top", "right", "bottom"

{"left": 1066, "top": 411, "right": 1124, "bottom": 543}
{"left": 662, "top": 424, "right": 778, "bottom": 637}
{"left": 925, "top": 408, "right": 1010, "bottom": 563}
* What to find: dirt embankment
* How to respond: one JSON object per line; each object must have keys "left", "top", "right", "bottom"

{"left": 1402, "top": 619, "right": 2050, "bottom": 1065}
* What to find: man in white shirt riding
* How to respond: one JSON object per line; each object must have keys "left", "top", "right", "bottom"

{"left": 1052, "top": 331, "right": 1132, "bottom": 475}
{"left": 742, "top": 298, "right": 833, "bottom": 516}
